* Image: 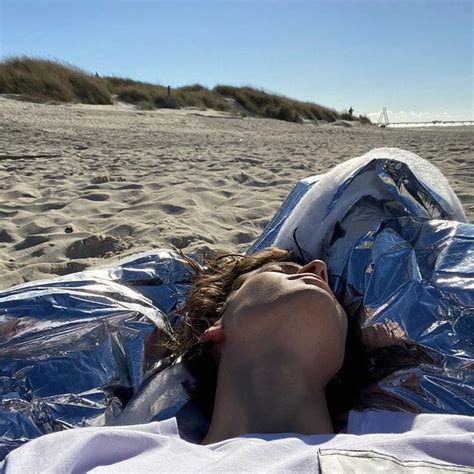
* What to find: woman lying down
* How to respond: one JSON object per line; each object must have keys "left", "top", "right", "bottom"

{"left": 1, "top": 247, "right": 472, "bottom": 472}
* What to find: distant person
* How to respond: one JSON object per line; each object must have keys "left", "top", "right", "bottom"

{"left": 349, "top": 106, "right": 354, "bottom": 117}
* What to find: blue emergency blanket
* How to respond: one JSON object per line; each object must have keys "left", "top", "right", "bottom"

{"left": 1, "top": 148, "right": 472, "bottom": 458}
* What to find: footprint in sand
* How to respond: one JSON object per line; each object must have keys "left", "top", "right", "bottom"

{"left": 66, "top": 235, "right": 124, "bottom": 259}
{"left": 0, "top": 230, "right": 14, "bottom": 243}
{"left": 81, "top": 193, "right": 110, "bottom": 201}
{"left": 169, "top": 235, "right": 195, "bottom": 248}
{"left": 232, "top": 231, "right": 254, "bottom": 244}
{"left": 14, "top": 234, "right": 49, "bottom": 251}
{"left": 233, "top": 172, "right": 250, "bottom": 185}
{"left": 457, "top": 194, "right": 474, "bottom": 204}
{"left": 49, "top": 261, "right": 88, "bottom": 276}
{"left": 159, "top": 203, "right": 186, "bottom": 215}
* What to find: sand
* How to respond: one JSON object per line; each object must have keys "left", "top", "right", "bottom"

{"left": 0, "top": 96, "right": 472, "bottom": 290}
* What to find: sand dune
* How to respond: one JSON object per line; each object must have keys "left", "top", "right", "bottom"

{"left": 0, "top": 96, "right": 472, "bottom": 289}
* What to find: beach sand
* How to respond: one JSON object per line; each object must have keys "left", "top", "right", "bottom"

{"left": 0, "top": 96, "right": 472, "bottom": 290}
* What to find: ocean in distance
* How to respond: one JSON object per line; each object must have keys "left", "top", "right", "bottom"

{"left": 388, "top": 121, "right": 474, "bottom": 128}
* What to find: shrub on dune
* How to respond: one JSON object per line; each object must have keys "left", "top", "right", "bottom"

{"left": 175, "top": 86, "right": 231, "bottom": 111}
{"left": 116, "top": 86, "right": 152, "bottom": 104}
{"left": 213, "top": 85, "right": 342, "bottom": 122}
{"left": 0, "top": 57, "right": 111, "bottom": 104}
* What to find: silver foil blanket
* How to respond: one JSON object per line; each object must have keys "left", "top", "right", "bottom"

{"left": 0, "top": 252, "right": 194, "bottom": 458}
{"left": 328, "top": 216, "right": 473, "bottom": 414}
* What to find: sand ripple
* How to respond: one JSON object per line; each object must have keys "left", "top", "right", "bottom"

{"left": 0, "top": 96, "right": 472, "bottom": 288}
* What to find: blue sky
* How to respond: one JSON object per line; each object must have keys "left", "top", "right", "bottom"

{"left": 1, "top": 0, "right": 472, "bottom": 121}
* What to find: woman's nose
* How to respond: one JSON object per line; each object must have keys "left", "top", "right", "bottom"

{"left": 297, "top": 260, "right": 328, "bottom": 282}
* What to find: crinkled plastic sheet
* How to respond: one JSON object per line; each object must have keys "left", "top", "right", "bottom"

{"left": 329, "top": 216, "right": 473, "bottom": 413}
{"left": 0, "top": 252, "right": 194, "bottom": 457}
{"left": 1, "top": 151, "right": 472, "bottom": 458}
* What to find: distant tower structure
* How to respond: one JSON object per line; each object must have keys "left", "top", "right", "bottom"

{"left": 377, "top": 107, "right": 390, "bottom": 127}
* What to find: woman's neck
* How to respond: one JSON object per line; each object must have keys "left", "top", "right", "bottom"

{"left": 202, "top": 349, "right": 334, "bottom": 444}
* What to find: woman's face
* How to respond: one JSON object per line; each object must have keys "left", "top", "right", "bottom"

{"left": 219, "top": 260, "right": 348, "bottom": 381}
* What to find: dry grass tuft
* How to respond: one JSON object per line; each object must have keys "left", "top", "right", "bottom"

{"left": 213, "top": 85, "right": 340, "bottom": 122}
{"left": 0, "top": 56, "right": 112, "bottom": 104}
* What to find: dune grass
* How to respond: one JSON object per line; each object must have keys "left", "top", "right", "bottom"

{"left": 213, "top": 85, "right": 340, "bottom": 122}
{"left": 0, "top": 57, "right": 112, "bottom": 104}
{"left": 103, "top": 78, "right": 232, "bottom": 112}
{"left": 0, "top": 57, "right": 371, "bottom": 124}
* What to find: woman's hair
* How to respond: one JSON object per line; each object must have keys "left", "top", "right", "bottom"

{"left": 173, "top": 246, "right": 297, "bottom": 356}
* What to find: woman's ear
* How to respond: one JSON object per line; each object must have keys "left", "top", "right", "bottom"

{"left": 200, "top": 318, "right": 225, "bottom": 354}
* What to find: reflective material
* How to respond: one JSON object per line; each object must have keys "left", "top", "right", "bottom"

{"left": 328, "top": 217, "right": 473, "bottom": 413}
{"left": 0, "top": 252, "right": 194, "bottom": 457}
{"left": 1, "top": 149, "right": 472, "bottom": 457}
